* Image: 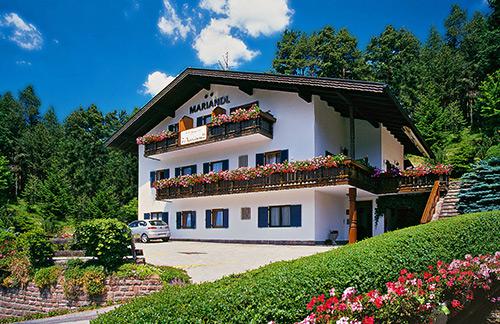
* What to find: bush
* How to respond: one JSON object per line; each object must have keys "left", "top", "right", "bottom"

{"left": 74, "top": 219, "right": 131, "bottom": 269}
{"left": 0, "top": 230, "right": 17, "bottom": 283}
{"left": 95, "top": 211, "right": 500, "bottom": 324}
{"left": 34, "top": 265, "right": 62, "bottom": 289}
{"left": 17, "top": 229, "right": 54, "bottom": 268}
{"left": 63, "top": 261, "right": 106, "bottom": 299}
{"left": 81, "top": 266, "right": 106, "bottom": 297}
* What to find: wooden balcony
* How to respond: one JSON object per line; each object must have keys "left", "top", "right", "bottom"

{"left": 144, "top": 112, "right": 276, "bottom": 157}
{"left": 155, "top": 161, "right": 450, "bottom": 200}
{"left": 156, "top": 160, "right": 374, "bottom": 200}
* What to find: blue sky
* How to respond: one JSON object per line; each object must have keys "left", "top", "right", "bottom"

{"left": 0, "top": 0, "right": 490, "bottom": 119}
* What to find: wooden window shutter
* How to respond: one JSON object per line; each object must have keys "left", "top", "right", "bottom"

{"left": 144, "top": 213, "right": 150, "bottom": 220}
{"left": 196, "top": 116, "right": 203, "bottom": 127}
{"left": 191, "top": 165, "right": 197, "bottom": 174}
{"left": 290, "top": 205, "right": 302, "bottom": 227}
{"left": 238, "top": 155, "right": 248, "bottom": 168}
{"left": 223, "top": 209, "right": 229, "bottom": 228}
{"left": 258, "top": 207, "right": 269, "bottom": 227}
{"left": 164, "top": 169, "right": 170, "bottom": 179}
{"left": 150, "top": 171, "right": 156, "bottom": 187}
{"left": 161, "top": 212, "right": 168, "bottom": 224}
{"left": 191, "top": 211, "right": 196, "bottom": 228}
{"left": 176, "top": 212, "right": 181, "bottom": 229}
{"left": 280, "top": 149, "right": 289, "bottom": 163}
{"left": 222, "top": 160, "right": 229, "bottom": 171}
{"left": 256, "top": 153, "right": 264, "bottom": 166}
{"left": 203, "top": 162, "right": 210, "bottom": 174}
{"left": 175, "top": 167, "right": 181, "bottom": 177}
{"left": 205, "top": 210, "right": 212, "bottom": 228}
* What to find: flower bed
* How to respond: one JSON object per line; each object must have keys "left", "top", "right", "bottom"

{"left": 299, "top": 253, "right": 499, "bottom": 323}
{"left": 154, "top": 154, "right": 347, "bottom": 189}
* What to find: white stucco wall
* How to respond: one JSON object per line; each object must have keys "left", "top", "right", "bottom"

{"left": 381, "top": 126, "right": 404, "bottom": 170}
{"left": 314, "top": 190, "right": 348, "bottom": 242}
{"left": 313, "top": 96, "right": 348, "bottom": 157}
{"left": 355, "top": 119, "right": 382, "bottom": 168}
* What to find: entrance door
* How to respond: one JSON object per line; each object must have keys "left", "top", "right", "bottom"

{"left": 356, "top": 201, "right": 373, "bottom": 241}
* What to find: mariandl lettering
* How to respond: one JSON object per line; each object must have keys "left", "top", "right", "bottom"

{"left": 189, "top": 96, "right": 230, "bottom": 114}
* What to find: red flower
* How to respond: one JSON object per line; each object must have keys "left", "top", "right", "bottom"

{"left": 362, "top": 316, "right": 375, "bottom": 324}
{"left": 451, "top": 299, "right": 462, "bottom": 309}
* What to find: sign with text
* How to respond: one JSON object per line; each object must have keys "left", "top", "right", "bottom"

{"left": 180, "top": 125, "right": 207, "bottom": 145}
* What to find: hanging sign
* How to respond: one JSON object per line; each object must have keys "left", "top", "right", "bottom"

{"left": 180, "top": 125, "right": 207, "bottom": 145}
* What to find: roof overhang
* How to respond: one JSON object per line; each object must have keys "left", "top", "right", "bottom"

{"left": 106, "top": 68, "right": 433, "bottom": 158}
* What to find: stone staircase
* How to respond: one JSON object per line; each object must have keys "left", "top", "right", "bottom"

{"left": 436, "top": 180, "right": 461, "bottom": 219}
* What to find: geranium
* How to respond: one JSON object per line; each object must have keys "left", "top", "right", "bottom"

{"left": 136, "top": 130, "right": 177, "bottom": 145}
{"left": 154, "top": 154, "right": 347, "bottom": 189}
{"left": 296, "top": 253, "right": 499, "bottom": 323}
{"left": 372, "top": 163, "right": 453, "bottom": 178}
{"left": 212, "top": 104, "right": 261, "bottom": 126}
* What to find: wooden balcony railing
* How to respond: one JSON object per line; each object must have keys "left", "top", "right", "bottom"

{"left": 154, "top": 161, "right": 450, "bottom": 200}
{"left": 144, "top": 111, "right": 276, "bottom": 156}
{"left": 156, "top": 160, "right": 373, "bottom": 200}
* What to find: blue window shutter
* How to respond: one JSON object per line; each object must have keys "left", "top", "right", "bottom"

{"left": 191, "top": 165, "right": 197, "bottom": 174}
{"left": 164, "top": 169, "right": 170, "bottom": 179}
{"left": 222, "top": 160, "right": 229, "bottom": 171}
{"left": 175, "top": 167, "right": 180, "bottom": 177}
{"left": 192, "top": 211, "right": 196, "bottom": 228}
{"left": 223, "top": 209, "right": 229, "bottom": 228}
{"left": 176, "top": 212, "right": 181, "bottom": 229}
{"left": 205, "top": 210, "right": 212, "bottom": 228}
{"left": 150, "top": 171, "right": 156, "bottom": 186}
{"left": 197, "top": 116, "right": 203, "bottom": 126}
{"left": 256, "top": 153, "right": 264, "bottom": 166}
{"left": 144, "top": 213, "right": 150, "bottom": 220}
{"left": 258, "top": 207, "right": 268, "bottom": 227}
{"left": 280, "top": 150, "right": 289, "bottom": 163}
{"left": 203, "top": 162, "right": 210, "bottom": 174}
{"left": 290, "top": 205, "right": 302, "bottom": 227}
{"left": 161, "top": 212, "right": 168, "bottom": 224}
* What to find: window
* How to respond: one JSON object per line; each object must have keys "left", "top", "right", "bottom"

{"left": 256, "top": 150, "right": 288, "bottom": 166}
{"left": 269, "top": 206, "right": 291, "bottom": 227}
{"left": 177, "top": 211, "right": 196, "bottom": 229}
{"left": 265, "top": 151, "right": 281, "bottom": 165}
{"left": 241, "top": 207, "right": 251, "bottom": 220}
{"left": 150, "top": 169, "right": 169, "bottom": 187}
{"left": 206, "top": 209, "right": 228, "bottom": 228}
{"left": 238, "top": 155, "right": 248, "bottom": 168}
{"left": 203, "top": 160, "right": 229, "bottom": 173}
{"left": 258, "top": 205, "right": 301, "bottom": 228}
{"left": 168, "top": 123, "right": 179, "bottom": 133}
{"left": 196, "top": 114, "right": 212, "bottom": 126}
{"left": 150, "top": 212, "right": 168, "bottom": 224}
{"left": 175, "top": 165, "right": 197, "bottom": 177}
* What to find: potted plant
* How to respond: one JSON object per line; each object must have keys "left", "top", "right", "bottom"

{"left": 329, "top": 230, "right": 339, "bottom": 244}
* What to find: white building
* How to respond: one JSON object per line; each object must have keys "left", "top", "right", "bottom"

{"left": 107, "top": 68, "right": 434, "bottom": 245}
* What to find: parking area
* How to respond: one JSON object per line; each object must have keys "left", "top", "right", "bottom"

{"left": 137, "top": 241, "right": 335, "bottom": 283}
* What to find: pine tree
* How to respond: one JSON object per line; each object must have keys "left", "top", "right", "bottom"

{"left": 457, "top": 157, "right": 500, "bottom": 213}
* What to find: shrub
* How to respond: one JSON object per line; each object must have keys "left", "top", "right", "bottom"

{"left": 74, "top": 219, "right": 131, "bottom": 269}
{"left": 4, "top": 255, "right": 31, "bottom": 288}
{"left": 95, "top": 211, "right": 500, "bottom": 324}
{"left": 17, "top": 229, "right": 54, "bottom": 268}
{"left": 114, "top": 263, "right": 190, "bottom": 285}
{"left": 63, "top": 261, "right": 106, "bottom": 299}
{"left": 0, "top": 230, "right": 17, "bottom": 284}
{"left": 34, "top": 265, "right": 62, "bottom": 289}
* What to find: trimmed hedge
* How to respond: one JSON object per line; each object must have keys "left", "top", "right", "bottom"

{"left": 94, "top": 211, "right": 500, "bottom": 324}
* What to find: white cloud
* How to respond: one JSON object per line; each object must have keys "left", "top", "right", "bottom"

{"left": 142, "top": 71, "right": 175, "bottom": 96}
{"left": 194, "top": 18, "right": 258, "bottom": 66}
{"left": 157, "top": 0, "right": 292, "bottom": 67}
{"left": 0, "top": 12, "right": 43, "bottom": 50}
{"left": 157, "top": 0, "right": 193, "bottom": 40}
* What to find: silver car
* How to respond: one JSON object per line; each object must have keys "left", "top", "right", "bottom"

{"left": 129, "top": 220, "right": 171, "bottom": 243}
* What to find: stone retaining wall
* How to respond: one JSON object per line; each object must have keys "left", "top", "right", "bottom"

{"left": 0, "top": 276, "right": 164, "bottom": 319}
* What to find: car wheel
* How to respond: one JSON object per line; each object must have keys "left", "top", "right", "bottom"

{"left": 162, "top": 237, "right": 170, "bottom": 242}
{"left": 141, "top": 233, "right": 149, "bottom": 243}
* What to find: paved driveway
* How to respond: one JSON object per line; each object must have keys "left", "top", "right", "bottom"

{"left": 137, "top": 241, "right": 335, "bottom": 283}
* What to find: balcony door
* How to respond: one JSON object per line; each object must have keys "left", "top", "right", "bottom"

{"left": 356, "top": 201, "right": 373, "bottom": 241}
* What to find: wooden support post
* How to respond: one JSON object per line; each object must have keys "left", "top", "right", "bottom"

{"left": 348, "top": 188, "right": 357, "bottom": 244}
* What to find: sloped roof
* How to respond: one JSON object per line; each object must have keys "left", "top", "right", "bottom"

{"left": 106, "top": 67, "right": 432, "bottom": 157}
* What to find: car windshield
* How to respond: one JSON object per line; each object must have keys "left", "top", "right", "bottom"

{"left": 149, "top": 220, "right": 167, "bottom": 226}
